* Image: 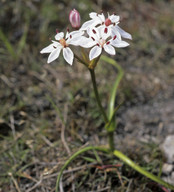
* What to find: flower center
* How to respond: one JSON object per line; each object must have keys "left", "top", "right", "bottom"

{"left": 59, "top": 38, "right": 67, "bottom": 47}
{"left": 99, "top": 39, "right": 106, "bottom": 47}
{"left": 105, "top": 18, "right": 111, "bottom": 26}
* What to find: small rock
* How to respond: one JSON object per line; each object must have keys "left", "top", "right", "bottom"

{"left": 161, "top": 135, "right": 174, "bottom": 163}
{"left": 171, "top": 172, "right": 174, "bottom": 179}
{"left": 162, "top": 176, "right": 174, "bottom": 185}
{"left": 162, "top": 163, "right": 173, "bottom": 175}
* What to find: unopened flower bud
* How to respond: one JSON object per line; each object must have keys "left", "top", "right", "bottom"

{"left": 69, "top": 9, "right": 81, "bottom": 29}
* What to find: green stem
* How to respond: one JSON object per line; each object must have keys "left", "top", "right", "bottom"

{"left": 113, "top": 150, "right": 174, "bottom": 190}
{"left": 89, "top": 69, "right": 108, "bottom": 124}
{"left": 89, "top": 68, "right": 115, "bottom": 151}
{"left": 74, "top": 53, "right": 88, "bottom": 66}
{"left": 55, "top": 146, "right": 109, "bottom": 192}
{"left": 108, "top": 132, "right": 114, "bottom": 152}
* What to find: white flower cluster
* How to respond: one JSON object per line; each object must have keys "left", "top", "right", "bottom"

{"left": 40, "top": 12, "right": 132, "bottom": 65}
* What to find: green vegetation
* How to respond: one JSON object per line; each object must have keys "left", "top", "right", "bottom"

{"left": 1, "top": 0, "right": 174, "bottom": 191}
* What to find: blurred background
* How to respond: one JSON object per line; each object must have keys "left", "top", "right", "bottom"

{"left": 0, "top": 0, "right": 174, "bottom": 191}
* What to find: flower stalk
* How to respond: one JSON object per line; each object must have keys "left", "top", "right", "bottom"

{"left": 89, "top": 66, "right": 115, "bottom": 152}
{"left": 108, "top": 131, "right": 115, "bottom": 152}
{"left": 89, "top": 68, "right": 108, "bottom": 124}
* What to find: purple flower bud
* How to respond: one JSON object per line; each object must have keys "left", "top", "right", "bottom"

{"left": 69, "top": 9, "right": 81, "bottom": 29}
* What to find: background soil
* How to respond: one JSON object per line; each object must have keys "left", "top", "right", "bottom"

{"left": 0, "top": 0, "right": 174, "bottom": 191}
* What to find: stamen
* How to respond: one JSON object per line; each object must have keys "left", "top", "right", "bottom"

{"left": 70, "top": 35, "right": 72, "bottom": 38}
{"left": 104, "top": 28, "right": 108, "bottom": 34}
{"left": 92, "top": 29, "right": 96, "bottom": 34}
{"left": 53, "top": 46, "right": 57, "bottom": 48}
{"left": 113, "top": 35, "right": 117, "bottom": 40}
{"left": 97, "top": 43, "right": 100, "bottom": 46}
{"left": 91, "top": 37, "right": 95, "bottom": 41}
{"left": 106, "top": 41, "right": 110, "bottom": 45}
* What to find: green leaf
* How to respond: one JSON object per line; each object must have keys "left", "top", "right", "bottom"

{"left": 82, "top": 156, "right": 97, "bottom": 163}
{"left": 101, "top": 55, "right": 124, "bottom": 131}
{"left": 0, "top": 28, "right": 17, "bottom": 60}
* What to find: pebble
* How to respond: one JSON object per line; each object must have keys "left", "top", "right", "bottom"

{"left": 162, "top": 176, "right": 174, "bottom": 185}
{"left": 171, "top": 172, "right": 174, "bottom": 179}
{"left": 162, "top": 163, "right": 173, "bottom": 175}
{"left": 161, "top": 135, "right": 174, "bottom": 163}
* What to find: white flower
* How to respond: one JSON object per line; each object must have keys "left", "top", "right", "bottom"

{"left": 80, "top": 12, "right": 132, "bottom": 40}
{"left": 80, "top": 26, "right": 129, "bottom": 61}
{"left": 40, "top": 30, "right": 83, "bottom": 65}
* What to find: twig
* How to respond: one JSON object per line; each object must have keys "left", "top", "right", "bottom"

{"left": 26, "top": 176, "right": 43, "bottom": 192}
{"left": 126, "top": 179, "right": 132, "bottom": 192}
{"left": 10, "top": 114, "right": 16, "bottom": 139}
{"left": 61, "top": 104, "right": 70, "bottom": 155}
{"left": 60, "top": 104, "right": 74, "bottom": 191}
{"left": 59, "top": 177, "right": 64, "bottom": 192}
{"left": 40, "top": 135, "right": 54, "bottom": 147}
{"left": 88, "top": 186, "right": 110, "bottom": 192}
{"left": 43, "top": 163, "right": 95, "bottom": 180}
{"left": 115, "top": 168, "right": 124, "bottom": 187}
{"left": 0, "top": 74, "right": 13, "bottom": 87}
{"left": 8, "top": 172, "right": 21, "bottom": 192}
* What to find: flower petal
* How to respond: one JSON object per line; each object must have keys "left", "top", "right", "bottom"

{"left": 89, "top": 45, "right": 102, "bottom": 60}
{"left": 67, "top": 36, "right": 81, "bottom": 46}
{"left": 40, "top": 43, "right": 55, "bottom": 54}
{"left": 55, "top": 32, "right": 64, "bottom": 40}
{"left": 65, "top": 31, "right": 69, "bottom": 39}
{"left": 66, "top": 31, "right": 84, "bottom": 45}
{"left": 87, "top": 27, "right": 100, "bottom": 40}
{"left": 98, "top": 25, "right": 112, "bottom": 40}
{"left": 66, "top": 30, "right": 84, "bottom": 39}
{"left": 109, "top": 14, "right": 120, "bottom": 23}
{"left": 63, "top": 47, "right": 74, "bottom": 65}
{"left": 80, "top": 20, "right": 94, "bottom": 31}
{"left": 47, "top": 47, "right": 61, "bottom": 63}
{"left": 103, "top": 44, "right": 115, "bottom": 55}
{"left": 89, "top": 12, "right": 97, "bottom": 19}
{"left": 77, "top": 36, "right": 96, "bottom": 48}
{"left": 110, "top": 38, "right": 129, "bottom": 48}
{"left": 115, "top": 25, "right": 132, "bottom": 40}
{"left": 91, "top": 17, "right": 102, "bottom": 27}
{"left": 89, "top": 12, "right": 104, "bottom": 26}
{"left": 111, "top": 27, "right": 122, "bottom": 40}
{"left": 70, "top": 30, "right": 84, "bottom": 37}
{"left": 98, "top": 13, "right": 105, "bottom": 22}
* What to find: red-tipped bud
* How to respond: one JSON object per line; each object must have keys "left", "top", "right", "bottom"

{"left": 69, "top": 9, "right": 81, "bottom": 29}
